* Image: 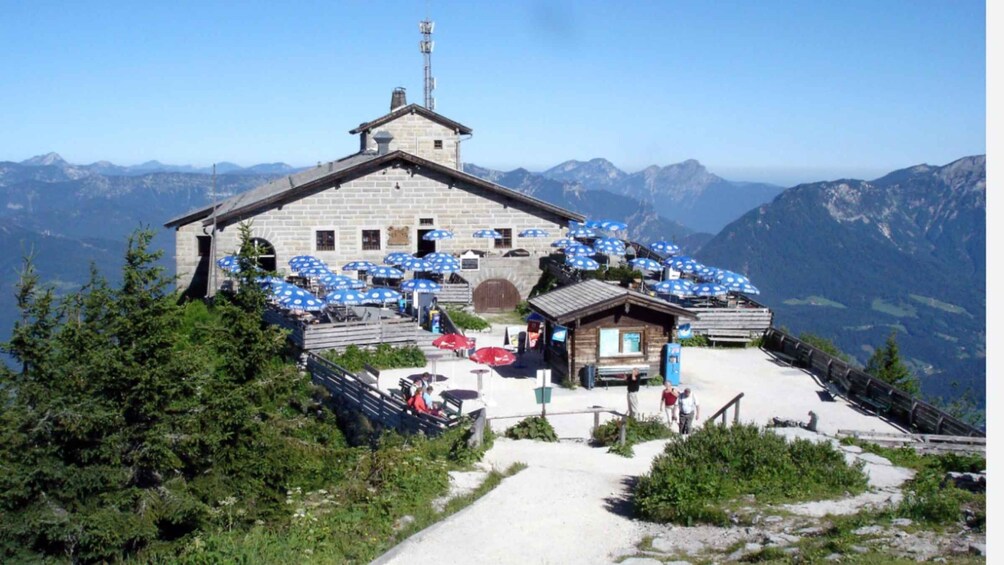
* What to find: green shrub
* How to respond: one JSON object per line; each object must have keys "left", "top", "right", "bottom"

{"left": 635, "top": 423, "right": 868, "bottom": 525}
{"left": 321, "top": 343, "right": 426, "bottom": 373}
{"left": 896, "top": 469, "right": 981, "bottom": 526}
{"left": 515, "top": 300, "right": 531, "bottom": 318}
{"left": 444, "top": 308, "right": 491, "bottom": 332}
{"left": 592, "top": 415, "right": 672, "bottom": 448}
{"left": 608, "top": 442, "right": 635, "bottom": 458}
{"left": 748, "top": 335, "right": 764, "bottom": 349}
{"left": 679, "top": 334, "right": 709, "bottom": 347}
{"left": 504, "top": 416, "right": 558, "bottom": 442}
{"left": 648, "top": 374, "right": 664, "bottom": 386}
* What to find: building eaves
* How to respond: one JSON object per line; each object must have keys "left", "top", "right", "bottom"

{"left": 349, "top": 104, "right": 473, "bottom": 135}
{"left": 528, "top": 279, "right": 696, "bottom": 325}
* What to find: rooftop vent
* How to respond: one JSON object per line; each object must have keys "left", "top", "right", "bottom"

{"left": 373, "top": 130, "right": 394, "bottom": 155}
{"left": 391, "top": 87, "right": 407, "bottom": 111}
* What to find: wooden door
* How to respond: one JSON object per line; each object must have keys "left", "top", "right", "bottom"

{"left": 473, "top": 279, "right": 520, "bottom": 312}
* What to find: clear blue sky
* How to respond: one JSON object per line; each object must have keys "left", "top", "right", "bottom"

{"left": 0, "top": 0, "right": 985, "bottom": 185}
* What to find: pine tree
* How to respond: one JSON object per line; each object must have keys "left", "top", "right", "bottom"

{"left": 866, "top": 331, "right": 919, "bottom": 395}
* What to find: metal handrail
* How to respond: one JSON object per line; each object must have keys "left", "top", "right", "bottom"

{"left": 704, "top": 392, "right": 745, "bottom": 427}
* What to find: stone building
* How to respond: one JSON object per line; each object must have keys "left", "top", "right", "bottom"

{"left": 165, "top": 90, "right": 584, "bottom": 310}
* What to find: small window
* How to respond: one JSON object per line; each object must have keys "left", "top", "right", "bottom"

{"left": 419, "top": 217, "right": 435, "bottom": 226}
{"left": 316, "top": 230, "right": 336, "bottom": 251}
{"left": 197, "top": 235, "right": 211, "bottom": 257}
{"left": 362, "top": 229, "right": 381, "bottom": 251}
{"left": 433, "top": 139, "right": 443, "bottom": 149}
{"left": 494, "top": 228, "right": 513, "bottom": 249}
{"left": 599, "top": 328, "right": 644, "bottom": 358}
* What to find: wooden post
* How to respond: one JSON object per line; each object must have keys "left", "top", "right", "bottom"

{"left": 733, "top": 397, "right": 741, "bottom": 425}
{"left": 593, "top": 411, "right": 600, "bottom": 434}
{"left": 618, "top": 416, "right": 627, "bottom": 446}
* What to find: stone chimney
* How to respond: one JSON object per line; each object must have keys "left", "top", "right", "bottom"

{"left": 390, "top": 87, "right": 407, "bottom": 111}
{"left": 373, "top": 130, "right": 394, "bottom": 155}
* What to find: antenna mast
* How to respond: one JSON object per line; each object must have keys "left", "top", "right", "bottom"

{"left": 419, "top": 19, "right": 435, "bottom": 111}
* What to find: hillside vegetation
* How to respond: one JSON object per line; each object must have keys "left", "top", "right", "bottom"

{"left": 0, "top": 228, "right": 488, "bottom": 563}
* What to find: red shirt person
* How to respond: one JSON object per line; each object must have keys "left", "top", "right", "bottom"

{"left": 659, "top": 382, "right": 679, "bottom": 426}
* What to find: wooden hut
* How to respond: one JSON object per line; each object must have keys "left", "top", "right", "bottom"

{"left": 528, "top": 279, "right": 696, "bottom": 386}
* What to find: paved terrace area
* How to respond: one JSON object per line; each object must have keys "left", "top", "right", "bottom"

{"left": 375, "top": 323, "right": 903, "bottom": 438}
{"left": 372, "top": 323, "right": 906, "bottom": 565}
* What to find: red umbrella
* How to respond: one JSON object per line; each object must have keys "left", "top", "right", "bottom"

{"left": 469, "top": 347, "right": 516, "bottom": 404}
{"left": 469, "top": 346, "right": 516, "bottom": 366}
{"left": 432, "top": 333, "right": 474, "bottom": 390}
{"left": 433, "top": 333, "right": 473, "bottom": 351}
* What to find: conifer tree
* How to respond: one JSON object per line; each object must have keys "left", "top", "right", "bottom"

{"left": 866, "top": 331, "right": 919, "bottom": 395}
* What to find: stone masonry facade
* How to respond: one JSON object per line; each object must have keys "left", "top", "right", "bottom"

{"left": 358, "top": 112, "right": 462, "bottom": 169}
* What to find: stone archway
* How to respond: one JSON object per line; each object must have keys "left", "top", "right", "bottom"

{"left": 473, "top": 279, "right": 520, "bottom": 313}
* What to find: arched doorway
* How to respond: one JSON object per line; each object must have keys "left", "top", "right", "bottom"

{"left": 473, "top": 279, "right": 520, "bottom": 313}
{"left": 242, "top": 237, "right": 276, "bottom": 272}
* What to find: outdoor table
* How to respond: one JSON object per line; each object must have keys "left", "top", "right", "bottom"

{"left": 442, "top": 389, "right": 479, "bottom": 402}
{"left": 407, "top": 373, "right": 448, "bottom": 383}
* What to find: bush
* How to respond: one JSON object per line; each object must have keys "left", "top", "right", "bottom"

{"left": 515, "top": 300, "right": 531, "bottom": 318}
{"left": 321, "top": 343, "right": 426, "bottom": 373}
{"left": 504, "top": 416, "right": 558, "bottom": 442}
{"left": 679, "top": 334, "right": 709, "bottom": 347}
{"left": 444, "top": 308, "right": 491, "bottom": 332}
{"left": 592, "top": 415, "right": 672, "bottom": 448}
{"left": 634, "top": 423, "right": 868, "bottom": 525}
{"left": 648, "top": 374, "right": 664, "bottom": 386}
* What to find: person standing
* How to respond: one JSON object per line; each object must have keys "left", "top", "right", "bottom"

{"left": 677, "top": 388, "right": 699, "bottom": 434}
{"left": 659, "top": 381, "right": 679, "bottom": 427}
{"left": 626, "top": 368, "right": 641, "bottom": 419}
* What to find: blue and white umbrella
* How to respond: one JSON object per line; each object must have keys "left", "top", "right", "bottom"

{"left": 519, "top": 228, "right": 549, "bottom": 238}
{"left": 282, "top": 296, "right": 325, "bottom": 311}
{"left": 582, "top": 220, "right": 602, "bottom": 229}
{"left": 649, "top": 241, "right": 680, "bottom": 256}
{"left": 342, "top": 260, "right": 376, "bottom": 272}
{"left": 429, "top": 261, "right": 461, "bottom": 274}
{"left": 691, "top": 283, "right": 728, "bottom": 297}
{"left": 289, "top": 255, "right": 322, "bottom": 268}
{"left": 422, "top": 229, "right": 454, "bottom": 241}
{"left": 364, "top": 287, "right": 401, "bottom": 304}
{"left": 565, "top": 255, "right": 600, "bottom": 270}
{"left": 256, "top": 275, "right": 285, "bottom": 286}
{"left": 271, "top": 283, "right": 312, "bottom": 300}
{"left": 597, "top": 220, "right": 628, "bottom": 233}
{"left": 594, "top": 239, "right": 626, "bottom": 255}
{"left": 629, "top": 258, "right": 663, "bottom": 271}
{"left": 564, "top": 243, "right": 596, "bottom": 256}
{"left": 425, "top": 252, "right": 456, "bottom": 263}
{"left": 695, "top": 265, "right": 723, "bottom": 282}
{"left": 325, "top": 289, "right": 368, "bottom": 305}
{"left": 716, "top": 271, "right": 750, "bottom": 285}
{"left": 324, "top": 279, "right": 366, "bottom": 290}
{"left": 665, "top": 255, "right": 697, "bottom": 270}
{"left": 567, "top": 226, "right": 596, "bottom": 238}
{"left": 650, "top": 279, "right": 693, "bottom": 297}
{"left": 297, "top": 265, "right": 332, "bottom": 277}
{"left": 726, "top": 281, "right": 760, "bottom": 295}
{"left": 400, "top": 278, "right": 441, "bottom": 293}
{"left": 318, "top": 273, "right": 357, "bottom": 285}
{"left": 550, "top": 238, "right": 575, "bottom": 248}
{"left": 217, "top": 255, "right": 240, "bottom": 273}
{"left": 473, "top": 229, "right": 503, "bottom": 239}
{"left": 369, "top": 266, "right": 404, "bottom": 279}
{"left": 400, "top": 257, "right": 434, "bottom": 272}
{"left": 677, "top": 261, "right": 704, "bottom": 274}
{"left": 383, "top": 252, "right": 413, "bottom": 266}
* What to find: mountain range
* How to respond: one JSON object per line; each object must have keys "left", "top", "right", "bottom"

{"left": 0, "top": 153, "right": 986, "bottom": 410}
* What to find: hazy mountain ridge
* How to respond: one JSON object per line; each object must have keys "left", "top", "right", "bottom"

{"left": 540, "top": 158, "right": 785, "bottom": 233}
{"left": 15, "top": 152, "right": 301, "bottom": 177}
{"left": 697, "top": 155, "right": 986, "bottom": 406}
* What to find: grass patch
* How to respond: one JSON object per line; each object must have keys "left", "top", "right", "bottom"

{"left": 444, "top": 307, "right": 492, "bottom": 331}
{"left": 909, "top": 294, "right": 969, "bottom": 315}
{"left": 635, "top": 423, "right": 868, "bottom": 525}
{"left": 782, "top": 295, "right": 847, "bottom": 308}
{"left": 679, "top": 334, "right": 709, "bottom": 347}
{"left": 593, "top": 415, "right": 673, "bottom": 457}
{"left": 437, "top": 462, "right": 527, "bottom": 517}
{"left": 504, "top": 416, "right": 558, "bottom": 442}
{"left": 871, "top": 298, "right": 917, "bottom": 318}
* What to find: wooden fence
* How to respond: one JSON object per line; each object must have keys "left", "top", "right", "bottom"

{"left": 265, "top": 308, "right": 417, "bottom": 351}
{"left": 686, "top": 306, "right": 773, "bottom": 337}
{"left": 306, "top": 352, "right": 461, "bottom": 437}
{"left": 762, "top": 328, "right": 984, "bottom": 437}
{"left": 437, "top": 282, "right": 472, "bottom": 304}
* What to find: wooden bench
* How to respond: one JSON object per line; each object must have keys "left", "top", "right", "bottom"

{"left": 595, "top": 365, "right": 650, "bottom": 389}
{"left": 705, "top": 329, "right": 753, "bottom": 345}
{"left": 440, "top": 394, "right": 463, "bottom": 421}
{"left": 397, "top": 378, "right": 414, "bottom": 401}
{"left": 854, "top": 392, "right": 892, "bottom": 415}
{"left": 355, "top": 363, "right": 380, "bottom": 386}
{"left": 767, "top": 350, "right": 799, "bottom": 367}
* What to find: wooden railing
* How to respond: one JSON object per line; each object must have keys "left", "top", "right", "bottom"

{"left": 437, "top": 282, "right": 472, "bottom": 304}
{"left": 835, "top": 430, "right": 986, "bottom": 455}
{"left": 265, "top": 307, "right": 417, "bottom": 351}
{"left": 306, "top": 352, "right": 461, "bottom": 437}
{"left": 486, "top": 406, "right": 628, "bottom": 446}
{"left": 704, "top": 392, "right": 745, "bottom": 427}
{"left": 762, "top": 328, "right": 984, "bottom": 437}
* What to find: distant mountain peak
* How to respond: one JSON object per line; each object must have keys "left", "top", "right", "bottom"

{"left": 21, "top": 152, "right": 67, "bottom": 167}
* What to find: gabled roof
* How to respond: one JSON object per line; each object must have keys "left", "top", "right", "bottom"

{"left": 349, "top": 104, "right": 473, "bottom": 135}
{"left": 165, "top": 150, "right": 584, "bottom": 229}
{"left": 528, "top": 279, "right": 696, "bottom": 325}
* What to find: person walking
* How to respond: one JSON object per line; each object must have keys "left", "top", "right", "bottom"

{"left": 659, "top": 381, "right": 679, "bottom": 427}
{"left": 677, "top": 387, "right": 699, "bottom": 434}
{"left": 626, "top": 368, "right": 641, "bottom": 419}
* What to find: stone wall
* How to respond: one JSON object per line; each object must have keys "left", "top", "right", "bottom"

{"left": 174, "top": 163, "right": 571, "bottom": 298}
{"left": 360, "top": 112, "right": 460, "bottom": 169}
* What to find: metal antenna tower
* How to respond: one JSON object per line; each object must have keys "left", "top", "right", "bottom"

{"left": 419, "top": 19, "right": 435, "bottom": 111}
